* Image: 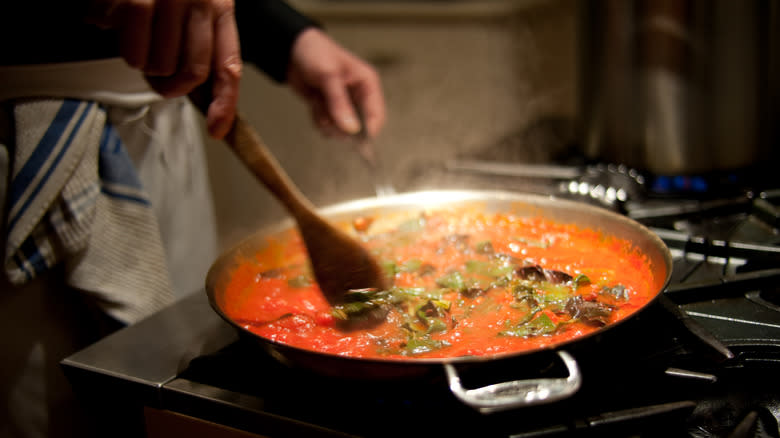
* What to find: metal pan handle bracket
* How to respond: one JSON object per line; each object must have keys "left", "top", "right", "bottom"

{"left": 444, "top": 350, "right": 582, "bottom": 414}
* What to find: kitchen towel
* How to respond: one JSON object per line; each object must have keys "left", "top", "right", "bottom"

{"left": 2, "top": 99, "right": 173, "bottom": 324}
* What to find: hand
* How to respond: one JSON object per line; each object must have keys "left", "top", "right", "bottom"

{"left": 287, "top": 28, "right": 386, "bottom": 139}
{"left": 85, "top": 0, "right": 241, "bottom": 139}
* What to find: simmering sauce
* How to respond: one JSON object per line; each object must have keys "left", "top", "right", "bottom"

{"left": 221, "top": 208, "right": 657, "bottom": 359}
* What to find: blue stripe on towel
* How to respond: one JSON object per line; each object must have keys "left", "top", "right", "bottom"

{"left": 101, "top": 187, "right": 150, "bottom": 205}
{"left": 12, "top": 233, "right": 49, "bottom": 282}
{"left": 19, "top": 232, "right": 48, "bottom": 277}
{"left": 9, "top": 100, "right": 82, "bottom": 206}
{"left": 7, "top": 101, "right": 92, "bottom": 231}
{"left": 98, "top": 122, "right": 145, "bottom": 191}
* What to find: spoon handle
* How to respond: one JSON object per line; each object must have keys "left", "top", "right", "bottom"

{"left": 224, "top": 115, "right": 315, "bottom": 217}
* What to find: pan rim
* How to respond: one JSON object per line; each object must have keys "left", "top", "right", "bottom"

{"left": 205, "top": 189, "right": 673, "bottom": 367}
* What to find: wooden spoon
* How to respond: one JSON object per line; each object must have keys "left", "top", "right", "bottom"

{"left": 221, "top": 114, "right": 389, "bottom": 305}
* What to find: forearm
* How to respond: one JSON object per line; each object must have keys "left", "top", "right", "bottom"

{"left": 235, "top": 0, "right": 319, "bottom": 83}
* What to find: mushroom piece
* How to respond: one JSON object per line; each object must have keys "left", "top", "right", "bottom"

{"left": 564, "top": 296, "right": 614, "bottom": 326}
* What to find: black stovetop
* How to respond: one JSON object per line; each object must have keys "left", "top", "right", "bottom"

{"left": 175, "top": 297, "right": 780, "bottom": 437}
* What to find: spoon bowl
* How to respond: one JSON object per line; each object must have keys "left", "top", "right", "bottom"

{"left": 222, "top": 115, "right": 389, "bottom": 305}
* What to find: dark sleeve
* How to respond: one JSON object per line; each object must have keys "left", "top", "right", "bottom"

{"left": 235, "top": 0, "right": 320, "bottom": 83}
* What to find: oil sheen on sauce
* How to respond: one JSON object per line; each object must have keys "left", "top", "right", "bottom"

{"left": 221, "top": 208, "right": 657, "bottom": 360}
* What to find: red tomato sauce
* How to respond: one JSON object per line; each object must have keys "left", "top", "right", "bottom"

{"left": 221, "top": 209, "right": 658, "bottom": 360}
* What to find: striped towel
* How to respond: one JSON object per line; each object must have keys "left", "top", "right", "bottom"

{"left": 3, "top": 99, "right": 173, "bottom": 324}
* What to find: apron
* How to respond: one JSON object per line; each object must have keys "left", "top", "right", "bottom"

{"left": 0, "top": 57, "right": 219, "bottom": 438}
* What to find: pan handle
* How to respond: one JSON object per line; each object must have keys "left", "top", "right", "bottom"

{"left": 443, "top": 350, "right": 582, "bottom": 413}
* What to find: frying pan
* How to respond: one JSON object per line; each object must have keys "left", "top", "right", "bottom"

{"left": 205, "top": 190, "right": 673, "bottom": 413}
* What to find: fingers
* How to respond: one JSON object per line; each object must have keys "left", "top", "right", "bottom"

{"left": 308, "top": 73, "right": 385, "bottom": 141}
{"left": 151, "top": 2, "right": 214, "bottom": 97}
{"left": 310, "top": 97, "right": 347, "bottom": 138}
{"left": 205, "top": 3, "right": 241, "bottom": 138}
{"left": 322, "top": 64, "right": 385, "bottom": 140}
{"left": 287, "top": 28, "right": 386, "bottom": 140}
{"left": 350, "top": 70, "right": 386, "bottom": 138}
{"left": 184, "top": 3, "right": 215, "bottom": 84}
{"left": 115, "top": 1, "right": 154, "bottom": 70}
{"left": 85, "top": 1, "right": 152, "bottom": 70}
{"left": 321, "top": 77, "right": 362, "bottom": 136}
{"left": 86, "top": 1, "right": 240, "bottom": 138}
{"left": 146, "top": 1, "right": 186, "bottom": 76}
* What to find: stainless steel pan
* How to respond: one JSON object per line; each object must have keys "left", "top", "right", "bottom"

{"left": 205, "top": 190, "right": 673, "bottom": 412}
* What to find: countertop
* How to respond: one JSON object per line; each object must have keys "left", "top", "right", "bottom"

{"left": 61, "top": 292, "right": 237, "bottom": 408}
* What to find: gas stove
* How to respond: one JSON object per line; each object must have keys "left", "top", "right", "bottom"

{"left": 62, "top": 162, "right": 780, "bottom": 438}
